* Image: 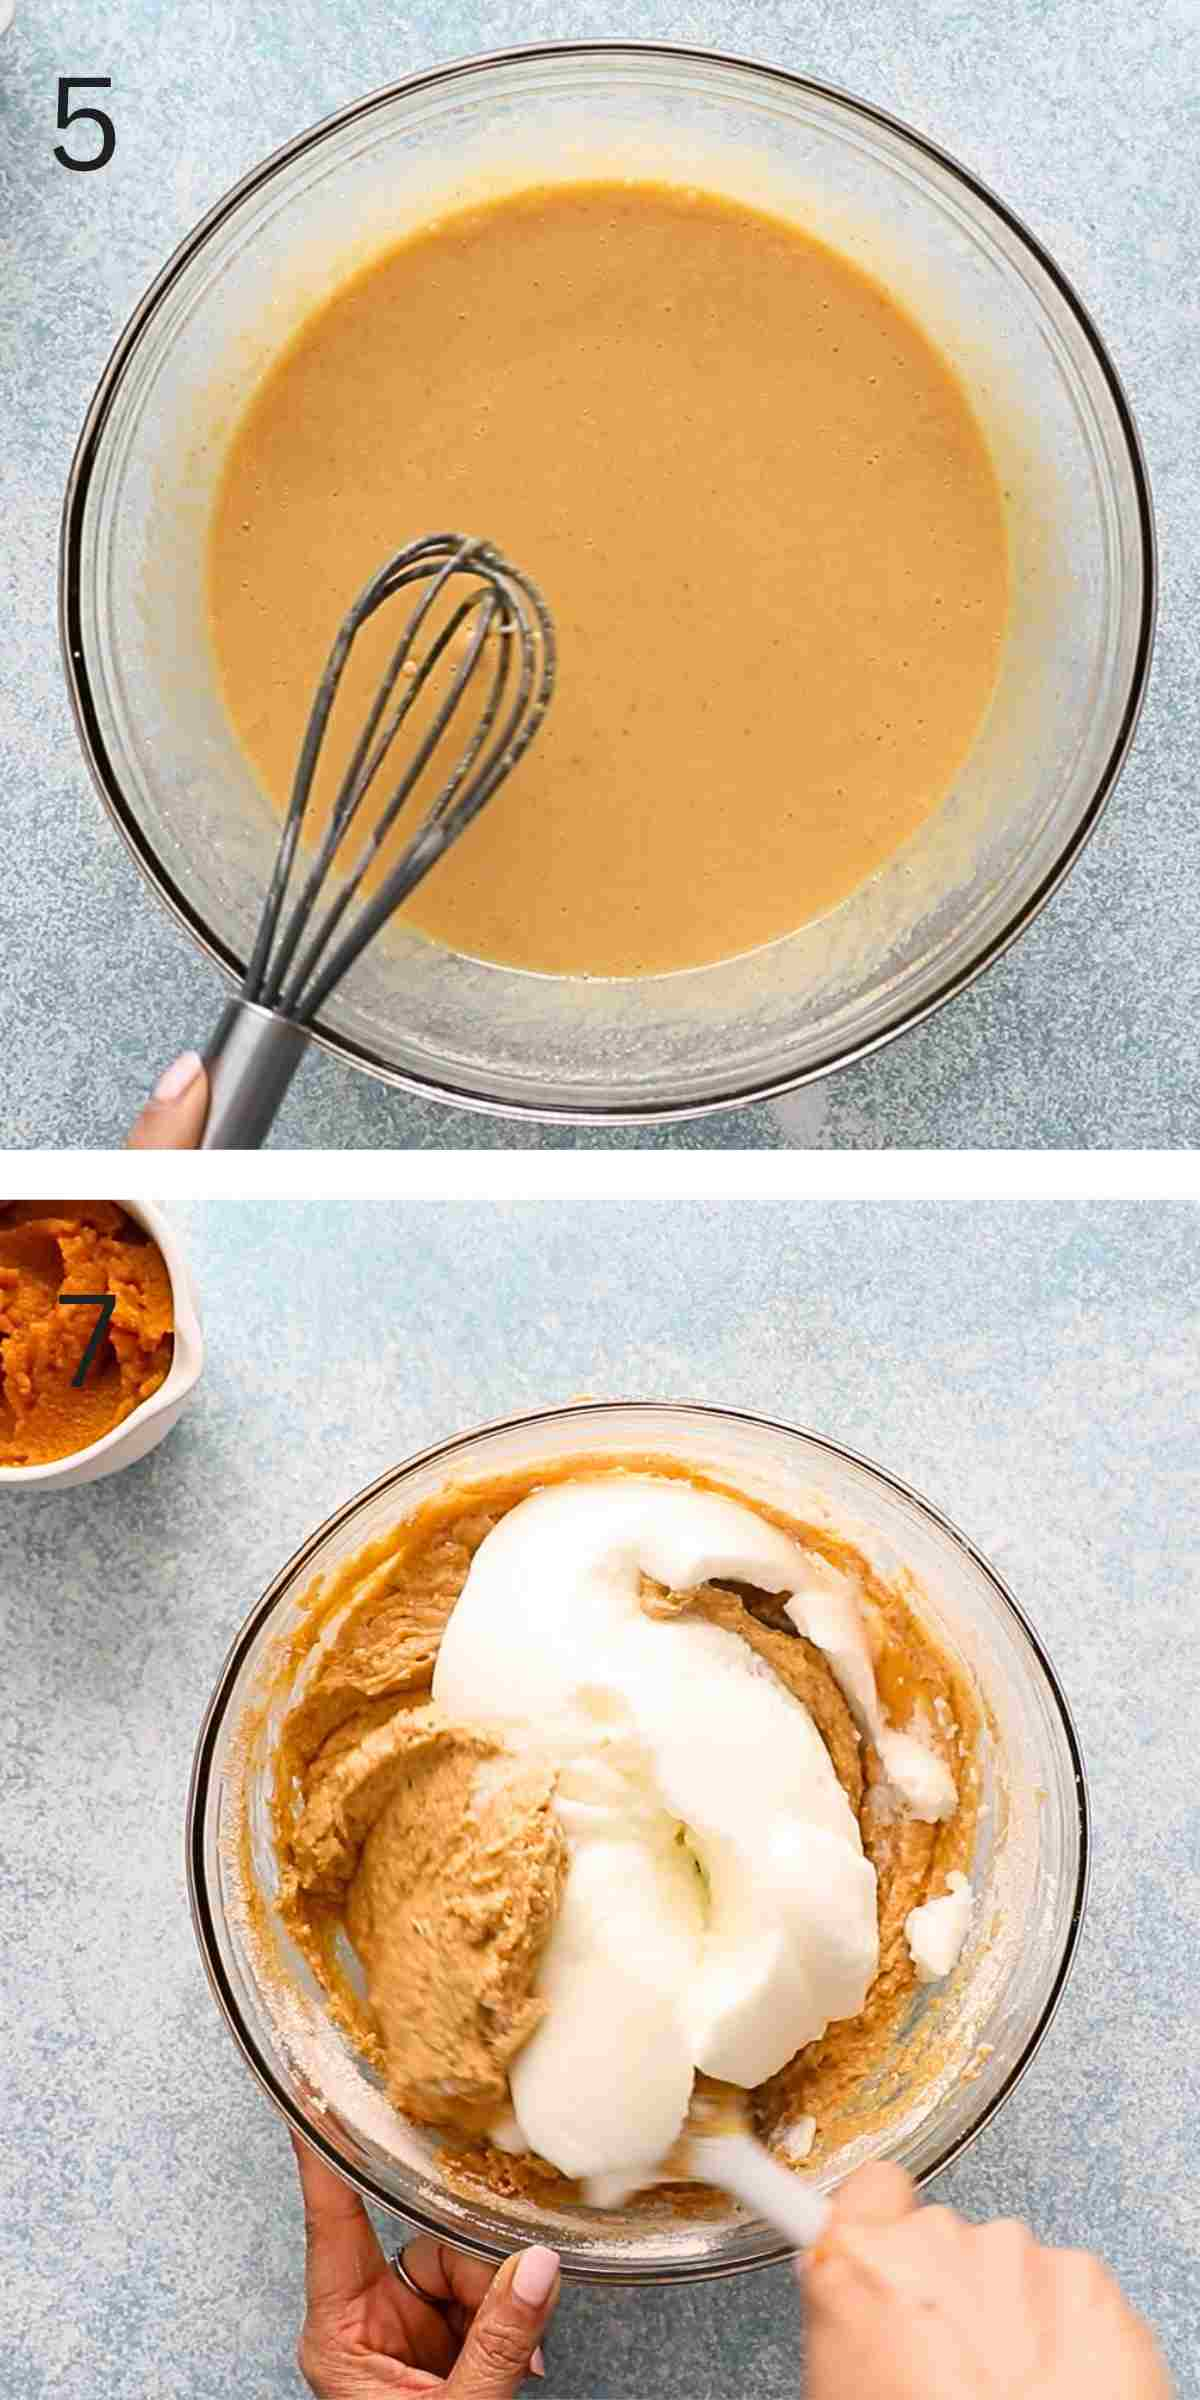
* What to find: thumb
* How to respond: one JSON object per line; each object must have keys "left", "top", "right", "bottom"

{"left": 447, "top": 2246, "right": 560, "bottom": 2398}
{"left": 127, "top": 1053, "right": 209, "bottom": 1149}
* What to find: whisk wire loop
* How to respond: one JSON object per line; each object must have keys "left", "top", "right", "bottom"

{"left": 240, "top": 534, "right": 555, "bottom": 1027}
{"left": 266, "top": 586, "right": 498, "bottom": 1015}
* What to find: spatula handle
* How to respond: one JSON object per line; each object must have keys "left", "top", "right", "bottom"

{"left": 693, "top": 2130, "right": 831, "bottom": 2251}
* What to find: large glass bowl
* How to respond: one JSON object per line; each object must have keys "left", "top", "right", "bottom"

{"left": 62, "top": 43, "right": 1153, "bottom": 1126}
{"left": 187, "top": 1401, "right": 1088, "bottom": 2282}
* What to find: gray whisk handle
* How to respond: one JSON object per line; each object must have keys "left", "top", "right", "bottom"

{"left": 199, "top": 999, "right": 310, "bottom": 1149}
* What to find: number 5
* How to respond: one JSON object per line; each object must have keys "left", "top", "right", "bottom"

{"left": 55, "top": 76, "right": 116, "bottom": 172}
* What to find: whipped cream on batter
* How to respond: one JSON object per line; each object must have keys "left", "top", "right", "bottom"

{"left": 784, "top": 1552, "right": 958, "bottom": 1821}
{"left": 432, "top": 1477, "right": 956, "bottom": 2184}
{"left": 905, "top": 1869, "right": 973, "bottom": 1983}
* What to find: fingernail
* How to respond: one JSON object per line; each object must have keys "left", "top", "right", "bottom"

{"left": 531, "top": 2346, "right": 547, "bottom": 2378}
{"left": 512, "top": 2246, "right": 559, "bottom": 2309}
{"left": 153, "top": 1051, "right": 203, "bottom": 1104}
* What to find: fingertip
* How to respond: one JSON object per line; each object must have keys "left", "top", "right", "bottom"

{"left": 512, "top": 2246, "right": 560, "bottom": 2312}
{"left": 152, "top": 1050, "right": 205, "bottom": 1104}
{"left": 127, "top": 1054, "right": 208, "bottom": 1149}
{"left": 826, "top": 2160, "right": 917, "bottom": 2233}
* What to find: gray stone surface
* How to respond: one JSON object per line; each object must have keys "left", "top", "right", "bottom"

{"left": 2, "top": 1198, "right": 1196, "bottom": 2396}
{"left": 1, "top": 3, "right": 1197, "bottom": 1148}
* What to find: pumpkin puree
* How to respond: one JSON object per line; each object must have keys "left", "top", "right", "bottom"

{"left": 0, "top": 1203, "right": 174, "bottom": 1467}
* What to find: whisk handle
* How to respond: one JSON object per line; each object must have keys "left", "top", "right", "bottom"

{"left": 199, "top": 999, "right": 310, "bottom": 1150}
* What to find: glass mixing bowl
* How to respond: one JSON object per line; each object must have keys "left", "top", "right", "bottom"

{"left": 187, "top": 1401, "right": 1088, "bottom": 2283}
{"left": 62, "top": 43, "right": 1153, "bottom": 1126}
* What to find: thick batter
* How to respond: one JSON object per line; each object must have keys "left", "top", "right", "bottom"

{"left": 210, "top": 180, "right": 1009, "bottom": 978}
{"left": 0, "top": 1203, "right": 173, "bottom": 1466}
{"left": 268, "top": 1458, "right": 980, "bottom": 2208}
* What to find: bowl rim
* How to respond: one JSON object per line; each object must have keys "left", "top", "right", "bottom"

{"left": 0, "top": 1196, "right": 204, "bottom": 1486}
{"left": 185, "top": 1396, "right": 1092, "bottom": 2283}
{"left": 59, "top": 40, "right": 1157, "bottom": 1129}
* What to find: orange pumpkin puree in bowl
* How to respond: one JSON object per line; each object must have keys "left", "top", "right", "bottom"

{"left": 0, "top": 1203, "right": 174, "bottom": 1467}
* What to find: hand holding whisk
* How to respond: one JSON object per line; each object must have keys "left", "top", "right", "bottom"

{"left": 196, "top": 534, "right": 555, "bottom": 1148}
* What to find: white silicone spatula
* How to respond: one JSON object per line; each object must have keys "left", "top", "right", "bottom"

{"left": 680, "top": 2117, "right": 830, "bottom": 2249}
{"left": 585, "top": 2080, "right": 831, "bottom": 2251}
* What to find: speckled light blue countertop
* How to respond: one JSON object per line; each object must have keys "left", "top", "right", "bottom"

{"left": 1, "top": 2, "right": 1197, "bottom": 1147}
{"left": 3, "top": 1199, "right": 1196, "bottom": 2396}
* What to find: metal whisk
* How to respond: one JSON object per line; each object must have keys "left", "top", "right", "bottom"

{"left": 199, "top": 534, "right": 556, "bottom": 1147}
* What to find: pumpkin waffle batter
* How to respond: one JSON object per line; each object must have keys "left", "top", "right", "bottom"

{"left": 264, "top": 1457, "right": 981, "bottom": 2215}
{"left": 210, "top": 180, "right": 1008, "bottom": 979}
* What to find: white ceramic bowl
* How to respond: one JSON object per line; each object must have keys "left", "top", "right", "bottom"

{"left": 0, "top": 1200, "right": 204, "bottom": 1489}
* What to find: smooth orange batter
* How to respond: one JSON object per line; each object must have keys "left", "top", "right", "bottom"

{"left": 210, "top": 180, "right": 1009, "bottom": 979}
{"left": 0, "top": 1204, "right": 173, "bottom": 1466}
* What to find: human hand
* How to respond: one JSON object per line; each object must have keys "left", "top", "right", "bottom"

{"left": 801, "top": 2163, "right": 1172, "bottom": 2400}
{"left": 127, "top": 1052, "right": 208, "bottom": 1148}
{"left": 291, "top": 2133, "right": 560, "bottom": 2397}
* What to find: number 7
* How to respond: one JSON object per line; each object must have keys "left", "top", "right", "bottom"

{"left": 59, "top": 1293, "right": 116, "bottom": 1386}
